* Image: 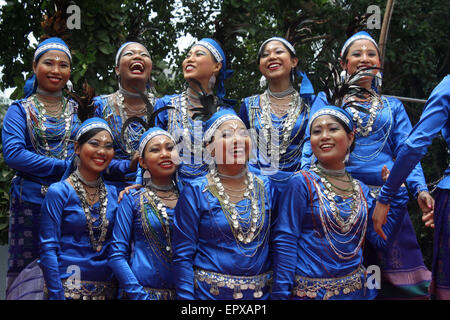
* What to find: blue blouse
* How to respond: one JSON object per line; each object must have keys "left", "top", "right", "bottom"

{"left": 271, "top": 169, "right": 408, "bottom": 300}
{"left": 172, "top": 173, "right": 276, "bottom": 299}
{"left": 302, "top": 92, "right": 428, "bottom": 198}
{"left": 39, "top": 180, "right": 118, "bottom": 300}
{"left": 2, "top": 96, "right": 80, "bottom": 204}
{"left": 109, "top": 187, "right": 176, "bottom": 300}
{"left": 379, "top": 75, "right": 450, "bottom": 203}
{"left": 93, "top": 93, "right": 145, "bottom": 189}
{"left": 239, "top": 94, "right": 311, "bottom": 190}
{"left": 154, "top": 93, "right": 234, "bottom": 183}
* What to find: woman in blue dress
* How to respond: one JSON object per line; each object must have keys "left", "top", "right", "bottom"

{"left": 303, "top": 31, "right": 434, "bottom": 299}
{"left": 239, "top": 37, "right": 314, "bottom": 192}
{"left": 172, "top": 109, "right": 276, "bottom": 300}
{"left": 153, "top": 38, "right": 235, "bottom": 184}
{"left": 93, "top": 41, "right": 155, "bottom": 190}
{"left": 109, "top": 126, "right": 180, "bottom": 300}
{"left": 2, "top": 37, "right": 81, "bottom": 294}
{"left": 39, "top": 117, "right": 119, "bottom": 300}
{"left": 375, "top": 75, "right": 450, "bottom": 299}
{"left": 272, "top": 90, "right": 408, "bottom": 300}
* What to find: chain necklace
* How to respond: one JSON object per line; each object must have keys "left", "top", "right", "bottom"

{"left": 70, "top": 172, "right": 109, "bottom": 252}
{"left": 259, "top": 90, "right": 304, "bottom": 155}
{"left": 309, "top": 167, "right": 368, "bottom": 261}
{"left": 25, "top": 94, "right": 75, "bottom": 159}
{"left": 116, "top": 91, "right": 155, "bottom": 155}
{"left": 346, "top": 94, "right": 383, "bottom": 137}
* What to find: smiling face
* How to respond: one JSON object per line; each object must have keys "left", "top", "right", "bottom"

{"left": 139, "top": 134, "right": 179, "bottom": 184}
{"left": 182, "top": 45, "right": 222, "bottom": 86}
{"left": 259, "top": 40, "right": 298, "bottom": 82}
{"left": 33, "top": 50, "right": 71, "bottom": 93}
{"left": 115, "top": 43, "right": 152, "bottom": 89}
{"left": 75, "top": 130, "right": 115, "bottom": 177}
{"left": 310, "top": 115, "right": 354, "bottom": 170}
{"left": 208, "top": 119, "right": 251, "bottom": 165}
{"left": 341, "top": 39, "right": 381, "bottom": 88}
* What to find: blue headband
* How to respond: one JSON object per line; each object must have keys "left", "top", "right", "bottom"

{"left": 309, "top": 105, "right": 354, "bottom": 132}
{"left": 75, "top": 117, "right": 113, "bottom": 141}
{"left": 203, "top": 109, "right": 243, "bottom": 144}
{"left": 138, "top": 127, "right": 176, "bottom": 156}
{"left": 340, "top": 31, "right": 379, "bottom": 58}
{"left": 194, "top": 38, "right": 234, "bottom": 99}
{"left": 24, "top": 37, "right": 72, "bottom": 98}
{"left": 115, "top": 41, "right": 148, "bottom": 66}
{"left": 258, "top": 37, "right": 314, "bottom": 99}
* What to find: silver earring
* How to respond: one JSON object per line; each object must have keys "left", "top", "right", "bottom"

{"left": 259, "top": 75, "right": 267, "bottom": 89}
{"left": 143, "top": 170, "right": 151, "bottom": 186}
{"left": 340, "top": 70, "right": 348, "bottom": 82}
{"left": 375, "top": 72, "right": 382, "bottom": 88}
{"left": 208, "top": 75, "right": 216, "bottom": 89}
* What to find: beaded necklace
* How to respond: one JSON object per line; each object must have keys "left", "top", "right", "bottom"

{"left": 140, "top": 186, "right": 178, "bottom": 265}
{"left": 70, "top": 172, "right": 109, "bottom": 252}
{"left": 208, "top": 168, "right": 268, "bottom": 256}
{"left": 24, "top": 94, "right": 76, "bottom": 159}
{"left": 309, "top": 166, "right": 368, "bottom": 260}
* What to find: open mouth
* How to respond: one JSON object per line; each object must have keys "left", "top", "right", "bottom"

{"left": 185, "top": 64, "right": 195, "bottom": 72}
{"left": 320, "top": 144, "right": 334, "bottom": 151}
{"left": 268, "top": 63, "right": 281, "bottom": 71}
{"left": 92, "top": 158, "right": 106, "bottom": 166}
{"left": 159, "top": 160, "right": 174, "bottom": 169}
{"left": 130, "top": 61, "right": 145, "bottom": 73}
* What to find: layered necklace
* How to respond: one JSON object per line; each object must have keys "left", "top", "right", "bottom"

{"left": 346, "top": 94, "right": 383, "bottom": 137}
{"left": 310, "top": 165, "right": 368, "bottom": 260}
{"left": 258, "top": 88, "right": 306, "bottom": 156}
{"left": 115, "top": 90, "right": 156, "bottom": 156}
{"left": 70, "top": 169, "right": 109, "bottom": 252}
{"left": 25, "top": 94, "right": 76, "bottom": 159}
{"left": 140, "top": 181, "right": 179, "bottom": 264}
{"left": 208, "top": 167, "right": 267, "bottom": 250}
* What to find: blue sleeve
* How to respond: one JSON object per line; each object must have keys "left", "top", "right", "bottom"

{"left": 39, "top": 184, "right": 66, "bottom": 300}
{"left": 388, "top": 98, "right": 428, "bottom": 197}
{"left": 108, "top": 193, "right": 149, "bottom": 300}
{"left": 154, "top": 95, "right": 173, "bottom": 130}
{"left": 2, "top": 102, "right": 67, "bottom": 179}
{"left": 271, "top": 174, "right": 308, "bottom": 299}
{"left": 172, "top": 184, "right": 201, "bottom": 300}
{"left": 364, "top": 183, "right": 408, "bottom": 249}
{"left": 106, "top": 158, "right": 132, "bottom": 177}
{"left": 378, "top": 77, "right": 450, "bottom": 203}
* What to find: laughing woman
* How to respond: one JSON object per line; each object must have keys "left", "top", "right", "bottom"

{"left": 2, "top": 37, "right": 81, "bottom": 294}
{"left": 153, "top": 38, "right": 234, "bottom": 184}
{"left": 39, "top": 118, "right": 118, "bottom": 300}
{"left": 109, "top": 127, "right": 180, "bottom": 300}
{"left": 172, "top": 109, "right": 276, "bottom": 300}
{"left": 272, "top": 100, "right": 408, "bottom": 300}
{"left": 93, "top": 41, "right": 155, "bottom": 190}
{"left": 239, "top": 37, "right": 314, "bottom": 192}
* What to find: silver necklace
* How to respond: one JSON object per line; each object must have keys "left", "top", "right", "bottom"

{"left": 267, "top": 86, "right": 296, "bottom": 99}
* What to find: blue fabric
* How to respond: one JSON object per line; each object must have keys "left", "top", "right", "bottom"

{"left": 153, "top": 93, "right": 234, "bottom": 184}
{"left": 39, "top": 181, "right": 118, "bottom": 300}
{"left": 303, "top": 92, "right": 428, "bottom": 197}
{"left": 378, "top": 75, "right": 450, "bottom": 203}
{"left": 2, "top": 97, "right": 80, "bottom": 204}
{"left": 172, "top": 174, "right": 277, "bottom": 300}
{"left": 109, "top": 188, "right": 177, "bottom": 300}
{"left": 340, "top": 31, "right": 379, "bottom": 58}
{"left": 271, "top": 170, "right": 408, "bottom": 300}
{"left": 93, "top": 94, "right": 142, "bottom": 190}
{"left": 195, "top": 38, "right": 234, "bottom": 99}
{"left": 239, "top": 94, "right": 310, "bottom": 192}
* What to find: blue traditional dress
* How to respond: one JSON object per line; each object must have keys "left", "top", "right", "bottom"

{"left": 303, "top": 92, "right": 432, "bottom": 299}
{"left": 378, "top": 75, "right": 450, "bottom": 300}
{"left": 108, "top": 126, "right": 179, "bottom": 300}
{"left": 239, "top": 92, "right": 311, "bottom": 192}
{"left": 2, "top": 93, "right": 80, "bottom": 294}
{"left": 39, "top": 180, "right": 118, "bottom": 300}
{"left": 172, "top": 173, "right": 275, "bottom": 300}
{"left": 238, "top": 37, "right": 315, "bottom": 193}
{"left": 271, "top": 168, "right": 408, "bottom": 300}
{"left": 92, "top": 91, "right": 155, "bottom": 190}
